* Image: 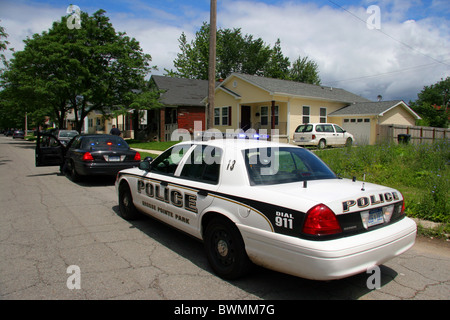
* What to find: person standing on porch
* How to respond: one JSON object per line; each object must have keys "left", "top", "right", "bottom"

{"left": 110, "top": 125, "right": 121, "bottom": 136}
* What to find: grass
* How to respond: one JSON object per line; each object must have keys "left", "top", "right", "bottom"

{"left": 127, "top": 140, "right": 179, "bottom": 151}
{"left": 314, "top": 141, "right": 450, "bottom": 225}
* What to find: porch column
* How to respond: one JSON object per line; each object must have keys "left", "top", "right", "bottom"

{"left": 271, "top": 100, "right": 275, "bottom": 130}
{"left": 160, "top": 108, "right": 165, "bottom": 142}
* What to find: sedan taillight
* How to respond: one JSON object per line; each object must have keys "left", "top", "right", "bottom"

{"left": 134, "top": 152, "right": 141, "bottom": 161}
{"left": 82, "top": 152, "right": 94, "bottom": 161}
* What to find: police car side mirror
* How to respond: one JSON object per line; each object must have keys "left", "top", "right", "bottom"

{"left": 138, "top": 156, "right": 153, "bottom": 171}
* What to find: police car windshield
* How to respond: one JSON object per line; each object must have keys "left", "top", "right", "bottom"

{"left": 244, "top": 147, "right": 337, "bottom": 186}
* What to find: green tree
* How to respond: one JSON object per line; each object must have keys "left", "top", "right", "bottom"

{"left": 165, "top": 23, "right": 273, "bottom": 80}
{"left": 166, "top": 23, "right": 321, "bottom": 85}
{"left": 410, "top": 77, "right": 449, "bottom": 128}
{"left": 263, "top": 39, "right": 290, "bottom": 80}
{"left": 289, "top": 55, "right": 321, "bottom": 85}
{"left": 0, "top": 22, "right": 11, "bottom": 73}
{"left": 1, "top": 10, "right": 153, "bottom": 132}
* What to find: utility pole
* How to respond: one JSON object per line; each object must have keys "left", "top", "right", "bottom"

{"left": 207, "top": 0, "right": 217, "bottom": 130}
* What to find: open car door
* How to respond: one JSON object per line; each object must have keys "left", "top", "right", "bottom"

{"left": 35, "top": 131, "right": 65, "bottom": 167}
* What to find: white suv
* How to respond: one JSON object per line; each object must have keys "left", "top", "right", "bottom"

{"left": 292, "top": 123, "right": 354, "bottom": 148}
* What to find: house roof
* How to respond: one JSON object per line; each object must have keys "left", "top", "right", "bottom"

{"left": 222, "top": 73, "right": 371, "bottom": 104}
{"left": 329, "top": 100, "right": 421, "bottom": 119}
{"left": 151, "top": 75, "right": 209, "bottom": 107}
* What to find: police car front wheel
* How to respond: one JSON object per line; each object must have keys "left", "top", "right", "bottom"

{"left": 119, "top": 183, "right": 140, "bottom": 220}
{"left": 204, "top": 217, "right": 252, "bottom": 280}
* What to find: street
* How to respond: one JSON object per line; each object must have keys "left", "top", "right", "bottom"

{"left": 0, "top": 135, "right": 449, "bottom": 300}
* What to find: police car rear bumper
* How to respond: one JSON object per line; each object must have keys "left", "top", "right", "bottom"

{"left": 239, "top": 217, "right": 417, "bottom": 281}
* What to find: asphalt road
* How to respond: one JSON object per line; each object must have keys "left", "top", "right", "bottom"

{"left": 1, "top": 135, "right": 449, "bottom": 301}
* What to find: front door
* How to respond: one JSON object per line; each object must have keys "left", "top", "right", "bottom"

{"left": 35, "top": 132, "right": 65, "bottom": 167}
{"left": 240, "top": 105, "right": 251, "bottom": 131}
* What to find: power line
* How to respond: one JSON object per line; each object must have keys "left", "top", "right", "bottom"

{"left": 324, "top": 59, "right": 450, "bottom": 85}
{"left": 327, "top": 0, "right": 450, "bottom": 67}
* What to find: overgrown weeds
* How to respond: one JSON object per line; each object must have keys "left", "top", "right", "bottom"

{"left": 315, "top": 141, "right": 450, "bottom": 223}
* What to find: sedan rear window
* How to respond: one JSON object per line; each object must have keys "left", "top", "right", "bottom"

{"left": 244, "top": 147, "right": 337, "bottom": 185}
{"left": 81, "top": 136, "right": 129, "bottom": 150}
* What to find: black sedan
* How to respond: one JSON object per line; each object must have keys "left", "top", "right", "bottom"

{"left": 13, "top": 130, "right": 25, "bottom": 139}
{"left": 36, "top": 133, "right": 141, "bottom": 181}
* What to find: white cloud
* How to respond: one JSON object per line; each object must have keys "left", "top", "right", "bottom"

{"left": 1, "top": 0, "right": 449, "bottom": 102}
{"left": 217, "top": 1, "right": 450, "bottom": 101}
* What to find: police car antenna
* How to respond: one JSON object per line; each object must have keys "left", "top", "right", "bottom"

{"left": 361, "top": 174, "right": 366, "bottom": 191}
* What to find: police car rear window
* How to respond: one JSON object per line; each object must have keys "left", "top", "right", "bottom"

{"left": 244, "top": 147, "right": 337, "bottom": 185}
{"left": 81, "top": 136, "right": 129, "bottom": 149}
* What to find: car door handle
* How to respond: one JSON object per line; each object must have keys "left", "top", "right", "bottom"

{"left": 197, "top": 190, "right": 208, "bottom": 197}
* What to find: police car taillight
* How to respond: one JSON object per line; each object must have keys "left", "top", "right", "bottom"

{"left": 82, "top": 152, "right": 94, "bottom": 161}
{"left": 302, "top": 204, "right": 342, "bottom": 236}
{"left": 400, "top": 193, "right": 406, "bottom": 216}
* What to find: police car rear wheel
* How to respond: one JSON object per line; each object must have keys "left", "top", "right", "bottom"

{"left": 119, "top": 184, "right": 140, "bottom": 220}
{"left": 204, "top": 217, "right": 251, "bottom": 280}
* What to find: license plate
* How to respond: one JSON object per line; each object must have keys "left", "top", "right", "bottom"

{"left": 368, "top": 208, "right": 384, "bottom": 227}
{"left": 108, "top": 156, "right": 120, "bottom": 162}
{"left": 300, "top": 137, "right": 305, "bottom": 141}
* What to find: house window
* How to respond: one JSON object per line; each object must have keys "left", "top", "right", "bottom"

{"left": 302, "top": 106, "right": 310, "bottom": 123}
{"left": 214, "top": 107, "right": 232, "bottom": 126}
{"left": 222, "top": 107, "right": 229, "bottom": 126}
{"left": 320, "top": 108, "right": 327, "bottom": 123}
{"left": 214, "top": 108, "right": 220, "bottom": 126}
{"left": 261, "top": 106, "right": 269, "bottom": 126}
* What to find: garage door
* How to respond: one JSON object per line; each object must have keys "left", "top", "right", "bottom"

{"left": 342, "top": 118, "right": 371, "bottom": 145}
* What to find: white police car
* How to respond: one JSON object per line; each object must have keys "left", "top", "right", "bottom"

{"left": 115, "top": 139, "right": 416, "bottom": 280}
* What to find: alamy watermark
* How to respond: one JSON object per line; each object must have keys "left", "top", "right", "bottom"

{"left": 66, "top": 265, "right": 81, "bottom": 290}
{"left": 366, "top": 5, "right": 381, "bottom": 30}
{"left": 366, "top": 265, "right": 381, "bottom": 290}
{"left": 169, "top": 121, "right": 280, "bottom": 175}
{"left": 66, "top": 5, "right": 82, "bottom": 30}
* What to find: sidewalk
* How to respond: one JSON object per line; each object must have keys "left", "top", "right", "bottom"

{"left": 132, "top": 148, "right": 163, "bottom": 155}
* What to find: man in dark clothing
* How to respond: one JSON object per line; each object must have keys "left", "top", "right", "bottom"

{"left": 110, "top": 125, "right": 121, "bottom": 136}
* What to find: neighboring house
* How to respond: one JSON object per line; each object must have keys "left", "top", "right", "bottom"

{"left": 150, "top": 75, "right": 209, "bottom": 141}
{"left": 212, "top": 73, "right": 421, "bottom": 144}
{"left": 329, "top": 100, "right": 420, "bottom": 144}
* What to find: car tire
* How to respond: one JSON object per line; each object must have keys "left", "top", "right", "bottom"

{"left": 204, "top": 216, "right": 252, "bottom": 280}
{"left": 67, "top": 160, "right": 81, "bottom": 182}
{"left": 118, "top": 183, "right": 140, "bottom": 220}
{"left": 346, "top": 138, "right": 353, "bottom": 147}
{"left": 318, "top": 139, "right": 327, "bottom": 149}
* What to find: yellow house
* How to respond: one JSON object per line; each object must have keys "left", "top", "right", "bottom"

{"left": 213, "top": 73, "right": 420, "bottom": 144}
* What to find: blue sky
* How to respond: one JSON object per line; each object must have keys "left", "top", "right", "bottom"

{"left": 1, "top": 0, "right": 449, "bottom": 102}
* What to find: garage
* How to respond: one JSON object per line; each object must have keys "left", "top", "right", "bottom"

{"left": 342, "top": 118, "right": 371, "bottom": 145}
{"left": 329, "top": 100, "right": 421, "bottom": 145}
